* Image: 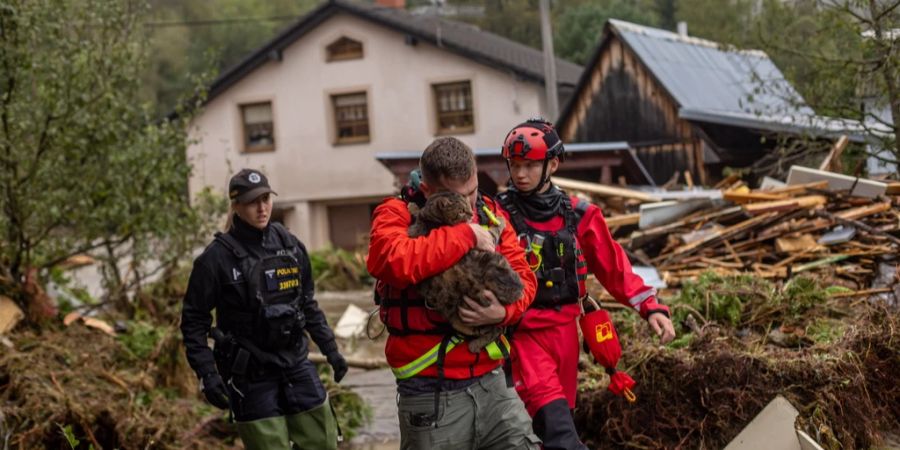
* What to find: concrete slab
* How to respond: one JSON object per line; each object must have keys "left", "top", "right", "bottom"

{"left": 725, "top": 395, "right": 802, "bottom": 450}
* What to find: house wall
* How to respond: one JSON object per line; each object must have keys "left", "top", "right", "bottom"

{"left": 187, "top": 12, "right": 549, "bottom": 249}
{"left": 559, "top": 34, "right": 705, "bottom": 184}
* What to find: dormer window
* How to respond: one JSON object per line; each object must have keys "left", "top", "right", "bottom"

{"left": 327, "top": 37, "right": 363, "bottom": 62}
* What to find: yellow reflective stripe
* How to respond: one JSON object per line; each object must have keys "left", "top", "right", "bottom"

{"left": 485, "top": 335, "right": 511, "bottom": 360}
{"left": 391, "top": 336, "right": 463, "bottom": 380}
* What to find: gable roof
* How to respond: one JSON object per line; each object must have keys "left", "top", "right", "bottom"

{"left": 559, "top": 19, "right": 864, "bottom": 140}
{"left": 206, "top": 0, "right": 583, "bottom": 103}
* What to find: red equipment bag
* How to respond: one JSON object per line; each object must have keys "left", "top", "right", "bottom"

{"left": 579, "top": 296, "right": 636, "bottom": 402}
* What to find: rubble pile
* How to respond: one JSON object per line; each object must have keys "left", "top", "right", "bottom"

{"left": 561, "top": 165, "right": 900, "bottom": 297}
{"left": 563, "top": 164, "right": 900, "bottom": 449}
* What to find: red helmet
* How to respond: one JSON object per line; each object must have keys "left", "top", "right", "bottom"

{"left": 501, "top": 118, "right": 564, "bottom": 161}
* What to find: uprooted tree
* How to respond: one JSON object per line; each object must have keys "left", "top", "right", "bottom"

{"left": 0, "top": 0, "right": 224, "bottom": 322}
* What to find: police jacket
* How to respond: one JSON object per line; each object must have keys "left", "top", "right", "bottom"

{"left": 181, "top": 216, "right": 338, "bottom": 378}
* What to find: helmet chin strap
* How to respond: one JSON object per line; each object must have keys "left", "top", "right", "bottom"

{"left": 507, "top": 159, "right": 552, "bottom": 196}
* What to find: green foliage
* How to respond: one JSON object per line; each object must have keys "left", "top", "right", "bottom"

{"left": 118, "top": 321, "right": 168, "bottom": 361}
{"left": 749, "top": 0, "right": 900, "bottom": 165}
{"left": 144, "top": 0, "right": 320, "bottom": 114}
{"left": 0, "top": 0, "right": 225, "bottom": 318}
{"left": 674, "top": 0, "right": 756, "bottom": 47}
{"left": 782, "top": 276, "right": 828, "bottom": 317}
{"left": 807, "top": 318, "right": 845, "bottom": 345}
{"left": 58, "top": 424, "right": 80, "bottom": 449}
{"left": 674, "top": 272, "right": 772, "bottom": 327}
{"left": 674, "top": 271, "right": 834, "bottom": 330}
{"left": 666, "top": 332, "right": 694, "bottom": 349}
{"left": 555, "top": 0, "right": 657, "bottom": 64}
{"left": 308, "top": 247, "right": 373, "bottom": 291}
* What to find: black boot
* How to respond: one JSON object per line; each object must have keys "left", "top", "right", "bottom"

{"left": 532, "top": 398, "right": 589, "bottom": 450}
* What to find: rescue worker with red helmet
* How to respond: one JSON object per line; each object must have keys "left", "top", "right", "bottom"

{"left": 496, "top": 118, "right": 676, "bottom": 449}
{"left": 367, "top": 137, "right": 541, "bottom": 449}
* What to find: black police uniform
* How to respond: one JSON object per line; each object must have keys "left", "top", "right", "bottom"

{"left": 182, "top": 214, "right": 343, "bottom": 449}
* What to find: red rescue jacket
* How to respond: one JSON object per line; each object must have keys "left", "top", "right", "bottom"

{"left": 367, "top": 195, "right": 537, "bottom": 379}
{"left": 496, "top": 193, "right": 667, "bottom": 331}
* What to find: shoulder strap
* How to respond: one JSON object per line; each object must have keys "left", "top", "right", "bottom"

{"left": 573, "top": 198, "right": 590, "bottom": 220}
{"left": 562, "top": 195, "right": 590, "bottom": 235}
{"left": 496, "top": 191, "right": 528, "bottom": 236}
{"left": 214, "top": 231, "right": 249, "bottom": 259}
{"left": 269, "top": 222, "right": 299, "bottom": 251}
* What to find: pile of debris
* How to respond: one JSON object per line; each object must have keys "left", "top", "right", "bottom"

{"left": 575, "top": 302, "right": 900, "bottom": 449}
{"left": 564, "top": 159, "right": 900, "bottom": 448}
{"left": 557, "top": 163, "right": 900, "bottom": 297}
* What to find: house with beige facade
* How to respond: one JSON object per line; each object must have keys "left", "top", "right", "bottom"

{"left": 187, "top": 0, "right": 582, "bottom": 250}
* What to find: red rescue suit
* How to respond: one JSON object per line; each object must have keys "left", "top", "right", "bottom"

{"left": 496, "top": 192, "right": 668, "bottom": 416}
{"left": 367, "top": 195, "right": 537, "bottom": 380}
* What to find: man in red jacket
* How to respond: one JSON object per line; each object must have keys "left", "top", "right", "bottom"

{"left": 367, "top": 136, "right": 540, "bottom": 449}
{"left": 496, "top": 118, "right": 676, "bottom": 450}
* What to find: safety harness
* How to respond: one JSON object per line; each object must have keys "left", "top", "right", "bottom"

{"left": 497, "top": 192, "right": 590, "bottom": 309}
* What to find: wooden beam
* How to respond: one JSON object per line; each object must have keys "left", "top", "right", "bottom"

{"left": 658, "top": 212, "right": 779, "bottom": 261}
{"left": 818, "top": 135, "right": 850, "bottom": 172}
{"left": 552, "top": 177, "right": 661, "bottom": 202}
{"left": 765, "top": 181, "right": 829, "bottom": 196}
{"left": 835, "top": 201, "right": 892, "bottom": 221}
{"left": 723, "top": 191, "right": 789, "bottom": 203}
{"left": 605, "top": 213, "right": 640, "bottom": 227}
{"left": 742, "top": 195, "right": 827, "bottom": 215}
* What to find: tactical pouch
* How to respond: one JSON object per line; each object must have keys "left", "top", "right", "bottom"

{"left": 257, "top": 303, "right": 306, "bottom": 350}
{"left": 250, "top": 254, "right": 307, "bottom": 350}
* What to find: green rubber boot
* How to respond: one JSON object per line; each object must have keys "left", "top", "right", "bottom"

{"left": 285, "top": 400, "right": 338, "bottom": 450}
{"left": 236, "top": 415, "right": 291, "bottom": 450}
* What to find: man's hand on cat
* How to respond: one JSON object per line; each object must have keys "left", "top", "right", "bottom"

{"left": 468, "top": 224, "right": 496, "bottom": 252}
{"left": 459, "top": 290, "right": 506, "bottom": 326}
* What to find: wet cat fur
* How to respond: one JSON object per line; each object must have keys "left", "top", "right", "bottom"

{"left": 408, "top": 191, "right": 524, "bottom": 353}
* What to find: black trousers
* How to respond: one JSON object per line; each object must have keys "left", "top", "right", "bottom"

{"left": 227, "top": 359, "right": 328, "bottom": 422}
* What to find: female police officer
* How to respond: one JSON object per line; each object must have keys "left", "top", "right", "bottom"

{"left": 181, "top": 169, "right": 348, "bottom": 449}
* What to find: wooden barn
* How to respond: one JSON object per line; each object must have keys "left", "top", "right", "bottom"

{"left": 557, "top": 20, "right": 861, "bottom": 186}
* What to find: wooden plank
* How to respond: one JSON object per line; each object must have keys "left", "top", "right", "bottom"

{"left": 792, "top": 255, "right": 850, "bottom": 273}
{"left": 660, "top": 212, "right": 779, "bottom": 261}
{"left": 605, "top": 213, "right": 640, "bottom": 227}
{"left": 724, "top": 191, "right": 790, "bottom": 203}
{"left": 699, "top": 257, "right": 744, "bottom": 269}
{"left": 764, "top": 180, "right": 829, "bottom": 196}
{"left": 743, "top": 195, "right": 827, "bottom": 215}
{"left": 630, "top": 206, "right": 744, "bottom": 240}
{"left": 835, "top": 201, "right": 892, "bottom": 221}
{"left": 714, "top": 174, "right": 741, "bottom": 190}
{"left": 818, "top": 135, "right": 850, "bottom": 172}
{"left": 552, "top": 177, "right": 661, "bottom": 202}
{"left": 684, "top": 170, "right": 694, "bottom": 188}
{"left": 775, "top": 234, "right": 820, "bottom": 253}
{"left": 829, "top": 288, "right": 893, "bottom": 298}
